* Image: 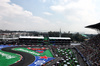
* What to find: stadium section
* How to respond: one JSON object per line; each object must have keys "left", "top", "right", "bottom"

{"left": 18, "top": 36, "right": 71, "bottom": 45}
{"left": 75, "top": 22, "right": 100, "bottom": 66}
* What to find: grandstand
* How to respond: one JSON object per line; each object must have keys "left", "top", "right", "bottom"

{"left": 19, "top": 36, "right": 44, "bottom": 45}
{"left": 49, "top": 37, "right": 71, "bottom": 45}
{"left": 18, "top": 36, "right": 71, "bottom": 45}
{"left": 76, "top": 22, "right": 100, "bottom": 66}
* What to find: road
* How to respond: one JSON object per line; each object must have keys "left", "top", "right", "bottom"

{"left": 1, "top": 46, "right": 35, "bottom": 66}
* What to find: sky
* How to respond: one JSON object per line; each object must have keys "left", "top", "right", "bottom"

{"left": 0, "top": 0, "right": 100, "bottom": 34}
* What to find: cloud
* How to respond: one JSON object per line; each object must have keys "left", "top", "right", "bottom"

{"left": 0, "top": 0, "right": 51, "bottom": 31}
{"left": 50, "top": 5, "right": 66, "bottom": 12}
{"left": 49, "top": 0, "right": 99, "bottom": 34}
{"left": 50, "top": 0, "right": 98, "bottom": 24}
{"left": 40, "top": 0, "right": 46, "bottom": 3}
{"left": 0, "top": 0, "right": 98, "bottom": 34}
{"left": 43, "top": 12, "right": 53, "bottom": 15}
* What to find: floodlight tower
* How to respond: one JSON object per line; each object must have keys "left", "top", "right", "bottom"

{"left": 59, "top": 28, "right": 61, "bottom": 37}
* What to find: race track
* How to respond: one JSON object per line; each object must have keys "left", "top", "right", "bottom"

{"left": 1, "top": 46, "right": 35, "bottom": 66}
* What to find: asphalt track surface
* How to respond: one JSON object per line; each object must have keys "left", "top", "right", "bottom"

{"left": 1, "top": 46, "right": 35, "bottom": 66}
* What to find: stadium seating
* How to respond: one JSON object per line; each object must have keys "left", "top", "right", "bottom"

{"left": 76, "top": 34, "right": 100, "bottom": 66}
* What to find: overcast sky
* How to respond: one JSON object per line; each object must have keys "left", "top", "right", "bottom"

{"left": 0, "top": 0, "right": 100, "bottom": 34}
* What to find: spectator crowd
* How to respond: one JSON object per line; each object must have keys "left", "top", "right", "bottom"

{"left": 76, "top": 34, "right": 100, "bottom": 66}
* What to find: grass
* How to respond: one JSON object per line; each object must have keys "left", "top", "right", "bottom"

{"left": 0, "top": 50, "right": 21, "bottom": 66}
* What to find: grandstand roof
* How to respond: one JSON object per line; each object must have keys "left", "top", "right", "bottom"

{"left": 19, "top": 36, "right": 71, "bottom": 40}
{"left": 85, "top": 22, "right": 100, "bottom": 30}
{"left": 19, "top": 36, "right": 44, "bottom": 39}
{"left": 49, "top": 37, "right": 71, "bottom": 40}
{"left": 0, "top": 38, "right": 18, "bottom": 40}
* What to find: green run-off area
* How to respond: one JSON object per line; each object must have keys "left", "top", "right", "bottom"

{"left": 0, "top": 50, "right": 21, "bottom": 66}
{"left": 13, "top": 48, "right": 53, "bottom": 57}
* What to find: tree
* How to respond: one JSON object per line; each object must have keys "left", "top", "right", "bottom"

{"left": 48, "top": 31, "right": 60, "bottom": 37}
